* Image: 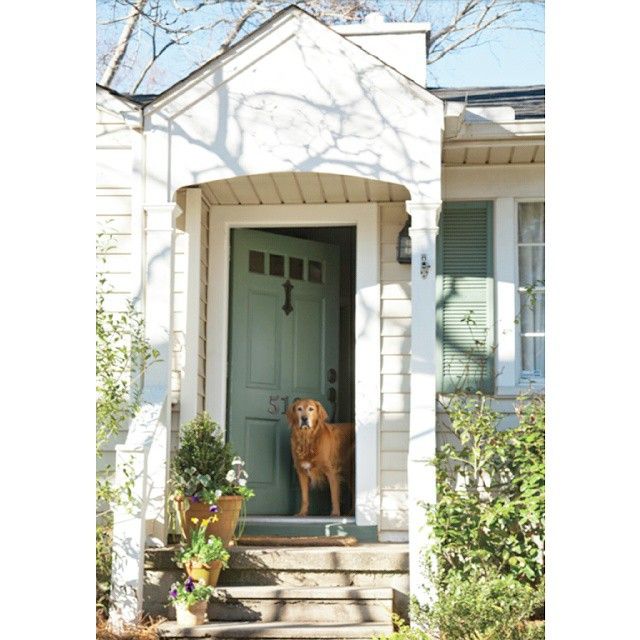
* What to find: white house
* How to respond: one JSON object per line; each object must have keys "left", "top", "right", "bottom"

{"left": 96, "top": 6, "right": 544, "bottom": 627}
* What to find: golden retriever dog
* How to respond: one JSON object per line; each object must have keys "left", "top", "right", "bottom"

{"left": 286, "top": 398, "right": 354, "bottom": 517}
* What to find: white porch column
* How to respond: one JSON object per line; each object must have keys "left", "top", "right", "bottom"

{"left": 143, "top": 202, "right": 181, "bottom": 543}
{"left": 406, "top": 201, "right": 441, "bottom": 606}
{"left": 180, "top": 189, "right": 203, "bottom": 422}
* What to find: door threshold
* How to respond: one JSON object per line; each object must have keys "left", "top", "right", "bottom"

{"left": 244, "top": 516, "right": 356, "bottom": 524}
{"left": 239, "top": 516, "right": 376, "bottom": 541}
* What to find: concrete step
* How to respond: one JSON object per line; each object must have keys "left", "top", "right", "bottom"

{"left": 157, "top": 621, "right": 393, "bottom": 639}
{"left": 145, "top": 544, "right": 409, "bottom": 620}
{"left": 161, "top": 586, "right": 394, "bottom": 623}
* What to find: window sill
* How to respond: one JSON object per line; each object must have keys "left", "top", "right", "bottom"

{"left": 495, "top": 382, "right": 545, "bottom": 397}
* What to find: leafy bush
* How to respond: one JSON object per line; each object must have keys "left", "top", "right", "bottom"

{"left": 427, "top": 393, "right": 545, "bottom": 586}
{"left": 378, "top": 394, "right": 545, "bottom": 640}
{"left": 416, "top": 568, "right": 544, "bottom": 640}
{"left": 96, "top": 233, "right": 158, "bottom": 611}
{"left": 382, "top": 570, "right": 544, "bottom": 640}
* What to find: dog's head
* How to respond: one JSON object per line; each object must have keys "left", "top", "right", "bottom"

{"left": 286, "top": 398, "right": 328, "bottom": 430}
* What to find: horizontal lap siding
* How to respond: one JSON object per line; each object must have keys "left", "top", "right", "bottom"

{"left": 379, "top": 203, "right": 410, "bottom": 542}
{"left": 96, "top": 106, "right": 134, "bottom": 470}
{"left": 172, "top": 230, "right": 187, "bottom": 406}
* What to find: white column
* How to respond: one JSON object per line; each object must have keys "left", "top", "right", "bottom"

{"left": 406, "top": 200, "right": 441, "bottom": 606}
{"left": 494, "top": 197, "right": 518, "bottom": 393}
{"left": 143, "top": 202, "right": 181, "bottom": 543}
{"left": 109, "top": 445, "right": 148, "bottom": 629}
{"left": 180, "top": 189, "right": 203, "bottom": 422}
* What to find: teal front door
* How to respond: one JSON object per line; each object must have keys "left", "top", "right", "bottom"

{"left": 228, "top": 229, "right": 340, "bottom": 515}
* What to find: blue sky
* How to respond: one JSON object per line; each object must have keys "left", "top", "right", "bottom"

{"left": 97, "top": 1, "right": 544, "bottom": 93}
{"left": 427, "top": 5, "right": 544, "bottom": 87}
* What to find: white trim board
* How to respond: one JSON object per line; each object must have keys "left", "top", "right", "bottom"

{"left": 205, "top": 202, "right": 381, "bottom": 528}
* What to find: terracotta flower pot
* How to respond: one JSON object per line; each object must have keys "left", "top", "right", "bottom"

{"left": 185, "top": 559, "right": 223, "bottom": 587}
{"left": 175, "top": 600, "right": 208, "bottom": 626}
{"left": 177, "top": 495, "right": 244, "bottom": 545}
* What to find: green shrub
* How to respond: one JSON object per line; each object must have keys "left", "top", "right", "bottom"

{"left": 427, "top": 393, "right": 545, "bottom": 586}
{"left": 170, "top": 412, "right": 235, "bottom": 503}
{"left": 377, "top": 394, "right": 545, "bottom": 640}
{"left": 96, "top": 233, "right": 158, "bottom": 611}
{"left": 416, "top": 568, "right": 544, "bottom": 640}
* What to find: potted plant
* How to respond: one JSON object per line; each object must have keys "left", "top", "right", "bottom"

{"left": 168, "top": 576, "right": 215, "bottom": 627}
{"left": 170, "top": 412, "right": 254, "bottom": 545}
{"left": 175, "top": 516, "right": 230, "bottom": 586}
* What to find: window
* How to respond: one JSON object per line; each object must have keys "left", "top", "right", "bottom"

{"left": 517, "top": 202, "right": 545, "bottom": 381}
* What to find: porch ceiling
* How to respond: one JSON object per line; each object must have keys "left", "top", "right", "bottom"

{"left": 197, "top": 172, "right": 410, "bottom": 206}
{"left": 442, "top": 139, "right": 545, "bottom": 166}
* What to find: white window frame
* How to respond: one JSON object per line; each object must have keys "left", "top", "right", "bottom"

{"left": 515, "top": 200, "right": 545, "bottom": 387}
{"left": 494, "top": 197, "right": 545, "bottom": 396}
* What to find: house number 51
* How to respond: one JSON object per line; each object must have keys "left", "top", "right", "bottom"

{"left": 268, "top": 395, "right": 289, "bottom": 416}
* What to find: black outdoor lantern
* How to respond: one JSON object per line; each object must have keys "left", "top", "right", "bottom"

{"left": 396, "top": 215, "right": 412, "bottom": 263}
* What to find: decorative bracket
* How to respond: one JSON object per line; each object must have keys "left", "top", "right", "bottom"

{"left": 282, "top": 279, "right": 294, "bottom": 315}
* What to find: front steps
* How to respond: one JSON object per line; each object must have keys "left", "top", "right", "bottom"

{"left": 158, "top": 621, "right": 392, "bottom": 639}
{"left": 146, "top": 544, "right": 408, "bottom": 639}
{"left": 207, "top": 586, "right": 393, "bottom": 623}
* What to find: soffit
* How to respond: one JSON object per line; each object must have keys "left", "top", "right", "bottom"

{"left": 194, "top": 173, "right": 410, "bottom": 206}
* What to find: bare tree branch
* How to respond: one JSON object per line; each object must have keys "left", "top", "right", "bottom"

{"left": 100, "top": 0, "right": 148, "bottom": 87}
{"left": 96, "top": 0, "right": 543, "bottom": 93}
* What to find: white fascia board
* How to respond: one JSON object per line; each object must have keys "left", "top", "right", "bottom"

{"left": 464, "top": 106, "right": 516, "bottom": 122}
{"left": 334, "top": 21, "right": 431, "bottom": 36}
{"left": 444, "top": 118, "right": 545, "bottom": 141}
{"left": 96, "top": 85, "right": 143, "bottom": 130}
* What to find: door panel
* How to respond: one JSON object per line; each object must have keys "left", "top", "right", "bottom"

{"left": 228, "top": 229, "right": 340, "bottom": 515}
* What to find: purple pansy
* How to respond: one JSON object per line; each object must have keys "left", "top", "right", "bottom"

{"left": 209, "top": 504, "right": 219, "bottom": 513}
{"left": 184, "top": 577, "right": 195, "bottom": 593}
{"left": 188, "top": 495, "right": 200, "bottom": 504}
{"left": 169, "top": 587, "right": 178, "bottom": 599}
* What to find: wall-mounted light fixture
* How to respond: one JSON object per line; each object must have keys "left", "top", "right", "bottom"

{"left": 396, "top": 216, "right": 411, "bottom": 264}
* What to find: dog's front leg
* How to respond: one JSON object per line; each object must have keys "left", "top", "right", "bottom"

{"left": 327, "top": 469, "right": 341, "bottom": 517}
{"left": 295, "top": 467, "right": 310, "bottom": 517}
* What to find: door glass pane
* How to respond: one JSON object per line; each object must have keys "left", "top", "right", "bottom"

{"left": 249, "top": 250, "right": 265, "bottom": 274}
{"left": 269, "top": 254, "right": 284, "bottom": 276}
{"left": 518, "top": 246, "right": 544, "bottom": 287}
{"left": 518, "top": 202, "right": 545, "bottom": 243}
{"left": 308, "top": 260, "right": 323, "bottom": 283}
{"left": 289, "top": 257, "right": 304, "bottom": 280}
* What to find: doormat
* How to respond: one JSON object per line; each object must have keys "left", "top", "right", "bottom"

{"left": 236, "top": 535, "right": 359, "bottom": 547}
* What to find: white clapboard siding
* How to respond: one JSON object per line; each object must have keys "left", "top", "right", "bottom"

{"left": 171, "top": 230, "right": 188, "bottom": 405}
{"left": 378, "top": 203, "right": 411, "bottom": 541}
{"left": 96, "top": 107, "right": 134, "bottom": 329}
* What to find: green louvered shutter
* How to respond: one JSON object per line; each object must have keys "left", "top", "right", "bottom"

{"left": 436, "top": 202, "right": 494, "bottom": 393}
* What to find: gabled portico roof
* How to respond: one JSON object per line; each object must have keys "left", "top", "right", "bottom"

{"left": 107, "top": 5, "right": 441, "bottom": 113}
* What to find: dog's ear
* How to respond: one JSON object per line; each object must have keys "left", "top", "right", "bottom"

{"left": 285, "top": 401, "right": 297, "bottom": 428}
{"left": 315, "top": 400, "right": 329, "bottom": 424}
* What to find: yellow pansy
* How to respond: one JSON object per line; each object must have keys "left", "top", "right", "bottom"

{"left": 190, "top": 517, "right": 199, "bottom": 524}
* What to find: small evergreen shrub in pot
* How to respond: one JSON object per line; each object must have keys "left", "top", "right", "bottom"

{"left": 170, "top": 412, "right": 253, "bottom": 544}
